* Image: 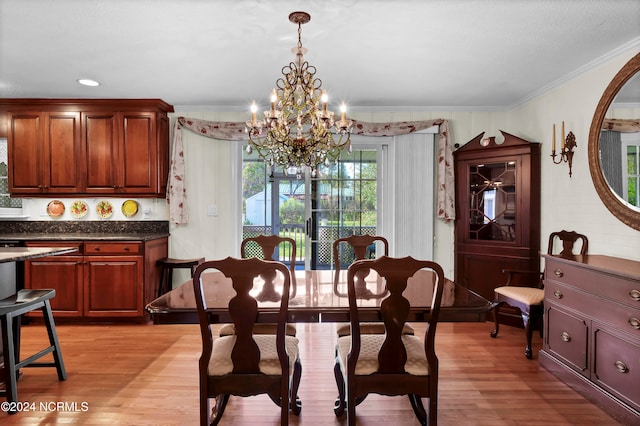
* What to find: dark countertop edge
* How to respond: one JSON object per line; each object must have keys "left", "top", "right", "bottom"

{"left": 0, "top": 232, "right": 170, "bottom": 242}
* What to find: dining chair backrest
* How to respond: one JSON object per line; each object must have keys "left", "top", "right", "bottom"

{"left": 332, "top": 234, "right": 389, "bottom": 298}
{"left": 346, "top": 256, "right": 445, "bottom": 361}
{"left": 547, "top": 230, "right": 588, "bottom": 257}
{"left": 241, "top": 234, "right": 297, "bottom": 298}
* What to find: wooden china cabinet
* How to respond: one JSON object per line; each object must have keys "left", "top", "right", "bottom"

{"left": 454, "top": 131, "right": 541, "bottom": 315}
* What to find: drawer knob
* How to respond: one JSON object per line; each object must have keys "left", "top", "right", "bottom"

{"left": 630, "top": 289, "right": 640, "bottom": 302}
{"left": 553, "top": 269, "right": 564, "bottom": 277}
{"left": 93, "top": 247, "right": 100, "bottom": 251}
{"left": 615, "top": 361, "right": 629, "bottom": 374}
{"left": 560, "top": 331, "right": 571, "bottom": 342}
{"left": 553, "top": 289, "right": 563, "bottom": 299}
{"left": 629, "top": 317, "right": 640, "bottom": 330}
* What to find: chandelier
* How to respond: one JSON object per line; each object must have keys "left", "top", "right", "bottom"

{"left": 245, "top": 11, "right": 352, "bottom": 179}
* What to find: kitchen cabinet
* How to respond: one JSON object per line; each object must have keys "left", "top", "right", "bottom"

{"left": 540, "top": 254, "right": 640, "bottom": 425}
{"left": 453, "top": 131, "right": 541, "bottom": 307}
{"left": 23, "top": 237, "right": 168, "bottom": 321}
{"left": 7, "top": 110, "right": 83, "bottom": 194}
{"left": 24, "top": 242, "right": 84, "bottom": 316}
{"left": 1, "top": 99, "right": 173, "bottom": 197}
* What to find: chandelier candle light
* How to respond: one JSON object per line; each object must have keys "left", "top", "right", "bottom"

{"left": 551, "top": 121, "right": 577, "bottom": 177}
{"left": 245, "top": 11, "right": 352, "bottom": 179}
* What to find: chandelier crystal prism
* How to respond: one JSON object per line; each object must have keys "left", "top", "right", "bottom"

{"left": 245, "top": 11, "right": 352, "bottom": 179}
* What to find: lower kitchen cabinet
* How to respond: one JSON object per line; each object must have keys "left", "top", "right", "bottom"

{"left": 24, "top": 238, "right": 167, "bottom": 321}
{"left": 24, "top": 242, "right": 84, "bottom": 316}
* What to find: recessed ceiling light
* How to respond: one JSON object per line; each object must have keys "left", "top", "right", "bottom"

{"left": 77, "top": 79, "right": 100, "bottom": 87}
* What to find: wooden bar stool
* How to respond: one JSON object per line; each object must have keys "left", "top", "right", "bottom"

{"left": 0, "top": 289, "right": 66, "bottom": 414}
{"left": 157, "top": 257, "right": 205, "bottom": 297}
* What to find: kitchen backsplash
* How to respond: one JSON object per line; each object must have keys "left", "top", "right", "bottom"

{"left": 5, "top": 198, "right": 169, "bottom": 222}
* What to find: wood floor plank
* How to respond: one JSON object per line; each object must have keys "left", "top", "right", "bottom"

{"left": 0, "top": 321, "right": 623, "bottom": 425}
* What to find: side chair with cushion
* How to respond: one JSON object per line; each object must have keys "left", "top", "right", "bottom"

{"left": 218, "top": 235, "right": 297, "bottom": 337}
{"left": 490, "top": 230, "right": 589, "bottom": 359}
{"left": 333, "top": 256, "right": 445, "bottom": 426}
{"left": 192, "top": 257, "right": 302, "bottom": 426}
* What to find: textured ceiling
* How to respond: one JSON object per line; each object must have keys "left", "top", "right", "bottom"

{"left": 1, "top": 0, "right": 639, "bottom": 111}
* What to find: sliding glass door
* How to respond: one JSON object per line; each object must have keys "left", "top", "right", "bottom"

{"left": 242, "top": 145, "right": 380, "bottom": 269}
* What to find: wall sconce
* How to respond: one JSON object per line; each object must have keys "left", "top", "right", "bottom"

{"left": 551, "top": 121, "right": 577, "bottom": 177}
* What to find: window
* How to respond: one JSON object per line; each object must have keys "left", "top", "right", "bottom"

{"left": 622, "top": 133, "right": 639, "bottom": 207}
{"left": 0, "top": 138, "right": 22, "bottom": 214}
{"left": 242, "top": 145, "right": 380, "bottom": 269}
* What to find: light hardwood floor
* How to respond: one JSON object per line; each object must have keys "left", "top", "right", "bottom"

{"left": 1, "top": 321, "right": 623, "bottom": 425}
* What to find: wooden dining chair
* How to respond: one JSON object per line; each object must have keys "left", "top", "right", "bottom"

{"left": 490, "top": 230, "right": 588, "bottom": 359}
{"left": 192, "top": 257, "right": 302, "bottom": 426}
{"left": 333, "top": 256, "right": 445, "bottom": 426}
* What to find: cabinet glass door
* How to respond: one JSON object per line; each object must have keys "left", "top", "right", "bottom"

{"left": 468, "top": 161, "right": 516, "bottom": 241}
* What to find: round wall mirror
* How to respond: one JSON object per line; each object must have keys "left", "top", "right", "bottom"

{"left": 588, "top": 52, "right": 640, "bottom": 231}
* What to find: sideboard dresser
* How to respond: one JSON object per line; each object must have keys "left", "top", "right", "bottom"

{"left": 540, "top": 254, "right": 640, "bottom": 425}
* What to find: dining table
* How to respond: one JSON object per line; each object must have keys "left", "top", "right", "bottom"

{"left": 146, "top": 267, "right": 493, "bottom": 324}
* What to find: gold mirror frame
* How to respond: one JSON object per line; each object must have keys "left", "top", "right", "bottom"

{"left": 588, "top": 52, "right": 640, "bottom": 231}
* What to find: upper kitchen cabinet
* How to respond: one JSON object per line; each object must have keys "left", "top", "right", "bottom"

{"left": 6, "top": 110, "right": 83, "bottom": 194}
{"left": 0, "top": 99, "right": 174, "bottom": 197}
{"left": 454, "top": 131, "right": 541, "bottom": 302}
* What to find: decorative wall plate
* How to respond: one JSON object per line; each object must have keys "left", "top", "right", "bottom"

{"left": 70, "top": 200, "right": 89, "bottom": 219}
{"left": 46, "top": 200, "right": 65, "bottom": 218}
{"left": 96, "top": 200, "right": 114, "bottom": 219}
{"left": 121, "top": 200, "right": 139, "bottom": 218}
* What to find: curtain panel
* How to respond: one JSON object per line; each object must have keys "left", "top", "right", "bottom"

{"left": 168, "top": 117, "right": 455, "bottom": 225}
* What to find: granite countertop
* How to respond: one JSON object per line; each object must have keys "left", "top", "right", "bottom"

{"left": 0, "top": 246, "right": 79, "bottom": 263}
{"left": 0, "top": 232, "right": 170, "bottom": 242}
{"left": 0, "top": 220, "right": 170, "bottom": 242}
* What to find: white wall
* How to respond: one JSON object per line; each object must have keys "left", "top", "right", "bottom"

{"left": 168, "top": 45, "right": 640, "bottom": 285}
{"left": 508, "top": 46, "right": 640, "bottom": 261}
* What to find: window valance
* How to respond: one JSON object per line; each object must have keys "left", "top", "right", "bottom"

{"left": 602, "top": 118, "right": 640, "bottom": 132}
{"left": 168, "top": 117, "right": 455, "bottom": 225}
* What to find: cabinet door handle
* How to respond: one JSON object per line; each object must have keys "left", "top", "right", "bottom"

{"left": 629, "top": 317, "right": 640, "bottom": 330}
{"left": 553, "top": 289, "right": 563, "bottom": 299}
{"left": 560, "top": 331, "right": 571, "bottom": 342}
{"left": 630, "top": 289, "right": 640, "bottom": 302}
{"left": 553, "top": 269, "right": 564, "bottom": 277}
{"left": 615, "top": 361, "right": 629, "bottom": 374}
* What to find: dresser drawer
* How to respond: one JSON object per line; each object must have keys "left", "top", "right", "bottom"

{"left": 546, "top": 282, "right": 640, "bottom": 338}
{"left": 592, "top": 324, "right": 640, "bottom": 412}
{"left": 545, "top": 303, "right": 589, "bottom": 375}
{"left": 84, "top": 242, "right": 142, "bottom": 255}
{"left": 545, "top": 258, "right": 640, "bottom": 309}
